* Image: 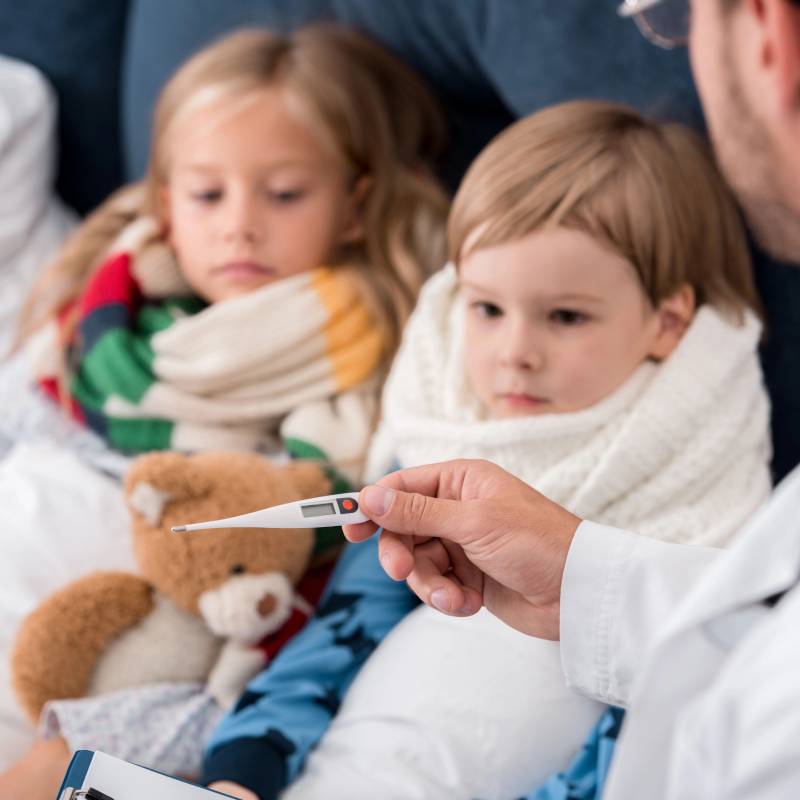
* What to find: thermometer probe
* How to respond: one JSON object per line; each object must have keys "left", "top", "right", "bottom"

{"left": 171, "top": 492, "right": 368, "bottom": 532}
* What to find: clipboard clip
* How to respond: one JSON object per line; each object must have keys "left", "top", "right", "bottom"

{"left": 60, "top": 788, "right": 115, "bottom": 800}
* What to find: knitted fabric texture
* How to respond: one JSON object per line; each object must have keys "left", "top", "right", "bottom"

{"left": 30, "top": 218, "right": 381, "bottom": 484}
{"left": 367, "top": 265, "right": 772, "bottom": 545}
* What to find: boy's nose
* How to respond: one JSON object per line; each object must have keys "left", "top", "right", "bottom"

{"left": 499, "top": 330, "right": 544, "bottom": 371}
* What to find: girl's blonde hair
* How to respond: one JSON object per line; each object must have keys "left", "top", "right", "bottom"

{"left": 448, "top": 100, "right": 759, "bottom": 318}
{"left": 17, "top": 25, "right": 449, "bottom": 360}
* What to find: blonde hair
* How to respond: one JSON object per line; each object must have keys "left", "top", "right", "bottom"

{"left": 17, "top": 25, "right": 448, "bottom": 361}
{"left": 448, "top": 100, "right": 759, "bottom": 318}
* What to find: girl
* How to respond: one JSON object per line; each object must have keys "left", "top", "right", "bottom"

{"left": 0, "top": 23, "right": 447, "bottom": 799}
{"left": 5, "top": 23, "right": 447, "bottom": 485}
{"left": 202, "top": 101, "right": 772, "bottom": 800}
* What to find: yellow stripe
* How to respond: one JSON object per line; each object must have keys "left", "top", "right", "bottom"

{"left": 312, "top": 268, "right": 384, "bottom": 391}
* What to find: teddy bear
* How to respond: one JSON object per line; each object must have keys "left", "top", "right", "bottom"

{"left": 10, "top": 450, "right": 333, "bottom": 723}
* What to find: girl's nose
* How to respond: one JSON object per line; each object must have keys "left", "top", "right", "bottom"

{"left": 223, "top": 196, "right": 261, "bottom": 243}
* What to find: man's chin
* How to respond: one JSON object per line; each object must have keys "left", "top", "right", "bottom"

{"left": 739, "top": 193, "right": 800, "bottom": 264}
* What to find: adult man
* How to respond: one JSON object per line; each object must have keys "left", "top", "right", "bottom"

{"left": 344, "top": 1, "right": 800, "bottom": 796}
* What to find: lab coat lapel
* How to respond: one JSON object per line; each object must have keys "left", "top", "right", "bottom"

{"left": 662, "top": 464, "right": 800, "bottom": 638}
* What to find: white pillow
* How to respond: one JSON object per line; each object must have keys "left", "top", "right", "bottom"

{"left": 0, "top": 56, "right": 76, "bottom": 355}
{"left": 0, "top": 442, "right": 136, "bottom": 767}
{"left": 286, "top": 605, "right": 605, "bottom": 800}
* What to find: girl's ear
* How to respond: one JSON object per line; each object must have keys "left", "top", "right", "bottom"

{"left": 648, "top": 284, "right": 696, "bottom": 361}
{"left": 158, "top": 184, "right": 172, "bottom": 240}
{"left": 338, "top": 174, "right": 372, "bottom": 245}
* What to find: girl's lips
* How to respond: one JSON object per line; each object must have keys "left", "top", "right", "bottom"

{"left": 214, "top": 262, "right": 275, "bottom": 280}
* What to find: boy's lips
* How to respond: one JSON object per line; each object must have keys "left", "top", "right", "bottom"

{"left": 497, "top": 392, "right": 550, "bottom": 408}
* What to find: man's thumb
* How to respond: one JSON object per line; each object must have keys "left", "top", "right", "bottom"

{"left": 360, "top": 485, "right": 396, "bottom": 517}
{"left": 359, "top": 484, "right": 458, "bottom": 539}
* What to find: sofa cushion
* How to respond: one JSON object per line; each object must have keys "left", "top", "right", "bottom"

{"left": 0, "top": 0, "right": 129, "bottom": 214}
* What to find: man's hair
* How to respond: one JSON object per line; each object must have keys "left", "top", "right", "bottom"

{"left": 448, "top": 100, "right": 759, "bottom": 319}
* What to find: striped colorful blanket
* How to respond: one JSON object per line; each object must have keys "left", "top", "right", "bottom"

{"left": 29, "top": 217, "right": 383, "bottom": 485}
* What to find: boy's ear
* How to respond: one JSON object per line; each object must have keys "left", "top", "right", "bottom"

{"left": 648, "top": 284, "right": 696, "bottom": 361}
{"left": 338, "top": 174, "right": 372, "bottom": 245}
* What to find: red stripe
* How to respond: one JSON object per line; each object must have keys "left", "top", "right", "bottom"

{"left": 39, "top": 377, "right": 86, "bottom": 423}
{"left": 78, "top": 253, "right": 141, "bottom": 318}
{"left": 257, "top": 562, "right": 336, "bottom": 662}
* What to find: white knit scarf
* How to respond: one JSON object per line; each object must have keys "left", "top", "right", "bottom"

{"left": 367, "top": 265, "right": 772, "bottom": 545}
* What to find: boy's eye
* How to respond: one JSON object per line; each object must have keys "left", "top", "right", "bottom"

{"left": 471, "top": 301, "right": 503, "bottom": 319}
{"left": 550, "top": 309, "right": 588, "bottom": 325}
{"left": 268, "top": 188, "right": 306, "bottom": 204}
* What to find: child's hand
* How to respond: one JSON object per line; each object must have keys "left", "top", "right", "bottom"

{"left": 0, "top": 735, "right": 71, "bottom": 800}
{"left": 209, "top": 780, "right": 261, "bottom": 800}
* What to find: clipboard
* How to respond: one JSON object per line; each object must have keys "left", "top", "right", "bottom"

{"left": 57, "top": 750, "right": 236, "bottom": 800}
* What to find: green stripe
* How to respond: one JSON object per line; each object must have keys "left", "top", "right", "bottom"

{"left": 137, "top": 299, "right": 206, "bottom": 336}
{"left": 107, "top": 417, "right": 174, "bottom": 453}
{"left": 283, "top": 438, "right": 328, "bottom": 462}
{"left": 73, "top": 328, "right": 155, "bottom": 405}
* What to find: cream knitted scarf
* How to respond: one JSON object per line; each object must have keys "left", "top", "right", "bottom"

{"left": 367, "top": 266, "right": 772, "bottom": 545}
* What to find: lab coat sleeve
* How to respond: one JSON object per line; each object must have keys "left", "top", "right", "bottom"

{"left": 560, "top": 521, "right": 721, "bottom": 707}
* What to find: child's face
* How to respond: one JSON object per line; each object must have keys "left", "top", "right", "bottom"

{"left": 161, "top": 88, "right": 362, "bottom": 303}
{"left": 459, "top": 227, "right": 692, "bottom": 418}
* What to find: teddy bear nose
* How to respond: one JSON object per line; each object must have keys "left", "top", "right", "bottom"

{"left": 230, "top": 564, "right": 245, "bottom": 575}
{"left": 257, "top": 592, "right": 278, "bottom": 617}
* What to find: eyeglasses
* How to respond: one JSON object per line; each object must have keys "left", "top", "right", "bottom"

{"left": 618, "top": 0, "right": 690, "bottom": 49}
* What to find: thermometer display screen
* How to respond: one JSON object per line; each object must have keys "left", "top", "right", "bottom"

{"left": 300, "top": 502, "right": 336, "bottom": 518}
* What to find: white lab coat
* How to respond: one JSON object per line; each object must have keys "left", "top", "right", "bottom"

{"left": 561, "top": 466, "right": 800, "bottom": 799}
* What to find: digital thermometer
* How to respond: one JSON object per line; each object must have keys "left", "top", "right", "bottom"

{"left": 171, "top": 492, "right": 368, "bottom": 532}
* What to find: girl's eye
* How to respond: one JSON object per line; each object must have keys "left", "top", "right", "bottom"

{"left": 550, "top": 309, "right": 588, "bottom": 326}
{"left": 471, "top": 301, "right": 503, "bottom": 319}
{"left": 191, "top": 189, "right": 222, "bottom": 204}
{"left": 268, "top": 188, "right": 306, "bottom": 204}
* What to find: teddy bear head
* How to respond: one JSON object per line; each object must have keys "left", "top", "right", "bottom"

{"left": 124, "top": 451, "right": 330, "bottom": 644}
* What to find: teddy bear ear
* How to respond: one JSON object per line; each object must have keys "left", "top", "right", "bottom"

{"left": 284, "top": 461, "right": 331, "bottom": 500}
{"left": 123, "top": 452, "right": 214, "bottom": 525}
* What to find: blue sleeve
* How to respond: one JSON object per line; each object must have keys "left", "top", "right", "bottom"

{"left": 201, "top": 535, "right": 419, "bottom": 799}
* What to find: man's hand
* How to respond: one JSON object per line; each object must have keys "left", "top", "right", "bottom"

{"left": 344, "top": 459, "right": 580, "bottom": 640}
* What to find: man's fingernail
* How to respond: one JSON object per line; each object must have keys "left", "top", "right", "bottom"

{"left": 459, "top": 599, "right": 476, "bottom": 615}
{"left": 362, "top": 485, "right": 395, "bottom": 516}
{"left": 379, "top": 549, "right": 392, "bottom": 569}
{"left": 431, "top": 588, "right": 451, "bottom": 613}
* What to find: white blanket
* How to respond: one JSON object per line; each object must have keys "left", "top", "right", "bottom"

{"left": 0, "top": 443, "right": 135, "bottom": 767}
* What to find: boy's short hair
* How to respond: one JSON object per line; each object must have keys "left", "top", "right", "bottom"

{"left": 448, "top": 100, "right": 759, "bottom": 318}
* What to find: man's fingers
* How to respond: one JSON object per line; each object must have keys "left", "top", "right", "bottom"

{"left": 406, "top": 559, "right": 482, "bottom": 616}
{"left": 359, "top": 483, "right": 468, "bottom": 543}
{"left": 342, "top": 519, "right": 379, "bottom": 543}
{"left": 377, "top": 530, "right": 416, "bottom": 580}
{"left": 398, "top": 539, "right": 483, "bottom": 616}
{"left": 443, "top": 539, "right": 484, "bottom": 597}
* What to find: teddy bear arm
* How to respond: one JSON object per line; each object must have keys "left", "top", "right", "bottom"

{"left": 206, "top": 640, "right": 266, "bottom": 711}
{"left": 11, "top": 571, "right": 154, "bottom": 722}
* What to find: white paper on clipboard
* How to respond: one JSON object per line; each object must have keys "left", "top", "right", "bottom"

{"left": 58, "top": 750, "right": 235, "bottom": 799}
